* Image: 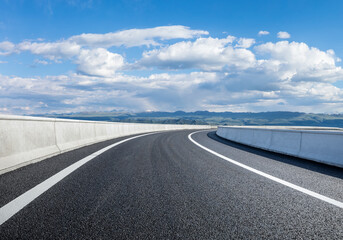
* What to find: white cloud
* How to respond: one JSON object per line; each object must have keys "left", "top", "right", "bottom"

{"left": 202, "top": 81, "right": 343, "bottom": 113}
{"left": 138, "top": 36, "right": 256, "bottom": 71}
{"left": 76, "top": 48, "right": 124, "bottom": 77}
{"left": 2, "top": 25, "right": 343, "bottom": 114}
{"left": 0, "top": 107, "right": 8, "bottom": 113}
{"left": 258, "top": 31, "right": 270, "bottom": 36}
{"left": 0, "top": 41, "right": 15, "bottom": 55}
{"left": 17, "top": 41, "right": 81, "bottom": 60}
{"left": 71, "top": 71, "right": 219, "bottom": 89}
{"left": 255, "top": 41, "right": 343, "bottom": 82}
{"left": 277, "top": 31, "right": 291, "bottom": 39}
{"left": 235, "top": 38, "right": 255, "bottom": 48}
{"left": 143, "top": 71, "right": 219, "bottom": 89}
{"left": 0, "top": 25, "right": 209, "bottom": 76}
{"left": 69, "top": 25, "right": 209, "bottom": 48}
{"left": 34, "top": 59, "right": 49, "bottom": 65}
{"left": 2, "top": 69, "right": 343, "bottom": 114}
{"left": 281, "top": 81, "right": 343, "bottom": 103}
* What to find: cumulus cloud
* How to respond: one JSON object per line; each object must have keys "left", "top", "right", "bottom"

{"left": 235, "top": 38, "right": 255, "bottom": 48}
{"left": 2, "top": 68, "right": 343, "bottom": 114}
{"left": 6, "top": 26, "right": 208, "bottom": 57}
{"left": 76, "top": 48, "right": 124, "bottom": 77}
{"left": 17, "top": 41, "right": 81, "bottom": 60}
{"left": 281, "top": 81, "right": 343, "bottom": 103}
{"left": 69, "top": 25, "right": 209, "bottom": 48}
{"left": 258, "top": 31, "right": 270, "bottom": 36}
{"left": 201, "top": 81, "right": 343, "bottom": 113}
{"left": 0, "top": 41, "right": 16, "bottom": 55}
{"left": 2, "top": 25, "right": 343, "bottom": 114}
{"left": 138, "top": 36, "right": 256, "bottom": 71}
{"left": 0, "top": 25, "right": 208, "bottom": 76}
{"left": 277, "top": 31, "right": 291, "bottom": 39}
{"left": 142, "top": 72, "right": 219, "bottom": 89}
{"left": 255, "top": 41, "right": 343, "bottom": 82}
{"left": 0, "top": 72, "right": 220, "bottom": 114}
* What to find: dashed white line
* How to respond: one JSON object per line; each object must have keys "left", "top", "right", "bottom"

{"left": 0, "top": 132, "right": 158, "bottom": 226}
{"left": 188, "top": 130, "right": 343, "bottom": 209}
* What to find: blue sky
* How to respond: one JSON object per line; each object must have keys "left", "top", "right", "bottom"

{"left": 1, "top": 0, "right": 343, "bottom": 114}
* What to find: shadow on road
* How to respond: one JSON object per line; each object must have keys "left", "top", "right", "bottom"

{"left": 207, "top": 131, "right": 343, "bottom": 180}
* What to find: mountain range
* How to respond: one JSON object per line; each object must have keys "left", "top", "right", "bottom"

{"left": 33, "top": 111, "right": 343, "bottom": 128}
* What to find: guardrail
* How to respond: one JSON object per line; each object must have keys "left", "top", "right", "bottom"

{"left": 216, "top": 126, "right": 343, "bottom": 168}
{"left": 0, "top": 115, "right": 212, "bottom": 175}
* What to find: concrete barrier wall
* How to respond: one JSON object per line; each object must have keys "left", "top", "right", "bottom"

{"left": 0, "top": 115, "right": 212, "bottom": 175}
{"left": 217, "top": 126, "right": 343, "bottom": 168}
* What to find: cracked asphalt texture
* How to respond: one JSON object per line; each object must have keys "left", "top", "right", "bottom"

{"left": 1, "top": 130, "right": 343, "bottom": 239}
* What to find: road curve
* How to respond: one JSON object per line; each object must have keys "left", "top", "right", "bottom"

{"left": 1, "top": 130, "right": 343, "bottom": 239}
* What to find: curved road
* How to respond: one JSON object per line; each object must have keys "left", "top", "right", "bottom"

{"left": 1, "top": 130, "right": 343, "bottom": 239}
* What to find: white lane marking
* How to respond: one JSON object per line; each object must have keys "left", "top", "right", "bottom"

{"left": 188, "top": 130, "right": 343, "bottom": 209}
{"left": 0, "top": 132, "right": 158, "bottom": 226}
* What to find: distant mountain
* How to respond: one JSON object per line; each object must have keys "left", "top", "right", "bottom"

{"left": 32, "top": 111, "right": 343, "bottom": 128}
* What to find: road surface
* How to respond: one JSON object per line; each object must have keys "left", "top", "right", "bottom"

{"left": 1, "top": 130, "right": 343, "bottom": 239}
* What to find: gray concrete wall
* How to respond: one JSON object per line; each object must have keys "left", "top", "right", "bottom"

{"left": 217, "top": 126, "right": 343, "bottom": 168}
{"left": 0, "top": 115, "right": 212, "bottom": 175}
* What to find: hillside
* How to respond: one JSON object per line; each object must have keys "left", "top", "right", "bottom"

{"left": 33, "top": 111, "right": 343, "bottom": 128}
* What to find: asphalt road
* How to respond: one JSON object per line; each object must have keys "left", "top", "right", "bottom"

{"left": 1, "top": 130, "right": 343, "bottom": 239}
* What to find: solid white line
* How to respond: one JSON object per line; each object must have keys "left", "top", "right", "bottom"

{"left": 188, "top": 130, "right": 343, "bottom": 209}
{"left": 0, "top": 132, "right": 158, "bottom": 226}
